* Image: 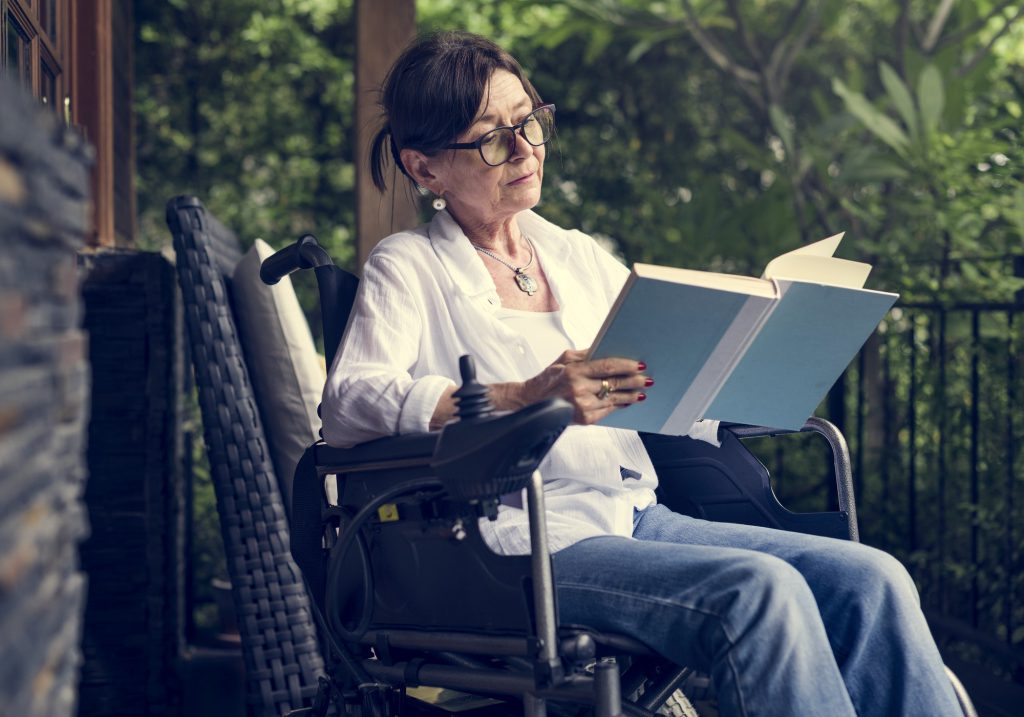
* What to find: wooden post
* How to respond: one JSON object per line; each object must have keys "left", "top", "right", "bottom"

{"left": 354, "top": 0, "right": 418, "bottom": 267}
{"left": 72, "top": 0, "right": 115, "bottom": 246}
{"left": 72, "top": 0, "right": 134, "bottom": 247}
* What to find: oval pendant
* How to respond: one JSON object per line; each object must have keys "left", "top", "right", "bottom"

{"left": 515, "top": 272, "right": 538, "bottom": 296}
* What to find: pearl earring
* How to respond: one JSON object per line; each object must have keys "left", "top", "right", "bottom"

{"left": 432, "top": 196, "right": 446, "bottom": 211}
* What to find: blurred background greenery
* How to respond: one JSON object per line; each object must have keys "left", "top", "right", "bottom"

{"left": 133, "top": 0, "right": 1024, "bottom": 687}
{"left": 135, "top": 0, "right": 1024, "bottom": 299}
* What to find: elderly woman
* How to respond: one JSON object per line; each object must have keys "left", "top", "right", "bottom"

{"left": 323, "top": 31, "right": 960, "bottom": 717}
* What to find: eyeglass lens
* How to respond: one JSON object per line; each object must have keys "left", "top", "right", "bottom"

{"left": 479, "top": 107, "right": 554, "bottom": 166}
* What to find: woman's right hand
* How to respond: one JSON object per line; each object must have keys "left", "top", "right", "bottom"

{"left": 515, "top": 349, "right": 652, "bottom": 425}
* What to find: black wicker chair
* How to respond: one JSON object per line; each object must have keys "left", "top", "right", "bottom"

{"left": 167, "top": 197, "right": 325, "bottom": 717}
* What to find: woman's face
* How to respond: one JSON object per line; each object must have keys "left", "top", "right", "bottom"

{"left": 406, "top": 69, "right": 545, "bottom": 232}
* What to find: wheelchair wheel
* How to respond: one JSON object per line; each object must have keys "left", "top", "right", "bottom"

{"left": 631, "top": 676, "right": 710, "bottom": 717}
{"left": 675, "top": 672, "right": 716, "bottom": 717}
{"left": 658, "top": 689, "right": 701, "bottom": 717}
{"left": 944, "top": 666, "right": 978, "bottom": 717}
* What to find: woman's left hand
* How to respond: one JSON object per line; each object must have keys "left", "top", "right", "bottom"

{"left": 493, "top": 349, "right": 651, "bottom": 425}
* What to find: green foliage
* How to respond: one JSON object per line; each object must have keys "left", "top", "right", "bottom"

{"left": 184, "top": 390, "right": 228, "bottom": 634}
{"left": 851, "top": 309, "right": 1024, "bottom": 673}
{"left": 134, "top": 0, "right": 357, "bottom": 274}
{"left": 135, "top": 0, "right": 1024, "bottom": 297}
{"left": 417, "top": 0, "right": 1024, "bottom": 302}
{"left": 134, "top": 0, "right": 1024, "bottom": 664}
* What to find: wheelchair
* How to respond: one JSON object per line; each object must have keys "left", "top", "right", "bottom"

{"left": 167, "top": 196, "right": 977, "bottom": 717}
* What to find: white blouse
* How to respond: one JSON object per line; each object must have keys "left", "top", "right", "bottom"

{"left": 491, "top": 307, "right": 566, "bottom": 365}
{"left": 322, "top": 209, "right": 718, "bottom": 555}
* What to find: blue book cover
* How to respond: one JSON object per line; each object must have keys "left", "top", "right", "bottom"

{"left": 705, "top": 280, "right": 897, "bottom": 429}
{"left": 589, "top": 266, "right": 775, "bottom": 433}
{"left": 588, "top": 237, "right": 898, "bottom": 434}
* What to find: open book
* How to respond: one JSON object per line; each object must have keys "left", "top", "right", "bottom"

{"left": 588, "top": 233, "right": 898, "bottom": 433}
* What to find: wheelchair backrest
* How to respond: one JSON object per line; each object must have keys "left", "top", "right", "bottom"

{"left": 313, "top": 263, "right": 359, "bottom": 370}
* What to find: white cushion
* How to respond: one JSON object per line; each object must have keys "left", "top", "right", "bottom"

{"left": 231, "top": 239, "right": 325, "bottom": 511}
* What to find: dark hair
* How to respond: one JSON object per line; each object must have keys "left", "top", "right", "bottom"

{"left": 369, "top": 31, "right": 542, "bottom": 192}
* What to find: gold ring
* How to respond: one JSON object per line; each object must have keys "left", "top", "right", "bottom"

{"left": 596, "top": 379, "right": 612, "bottom": 400}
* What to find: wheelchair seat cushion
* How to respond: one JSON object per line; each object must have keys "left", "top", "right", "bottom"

{"left": 232, "top": 238, "right": 325, "bottom": 510}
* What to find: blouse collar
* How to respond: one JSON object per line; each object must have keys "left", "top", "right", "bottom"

{"left": 426, "top": 208, "right": 574, "bottom": 301}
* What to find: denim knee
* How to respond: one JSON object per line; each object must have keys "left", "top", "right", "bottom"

{"left": 713, "top": 552, "right": 819, "bottom": 643}
{"left": 831, "top": 542, "right": 921, "bottom": 610}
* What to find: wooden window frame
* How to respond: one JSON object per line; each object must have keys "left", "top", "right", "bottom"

{"left": 2, "top": 0, "right": 69, "bottom": 117}
{"left": 4, "top": 1, "right": 138, "bottom": 247}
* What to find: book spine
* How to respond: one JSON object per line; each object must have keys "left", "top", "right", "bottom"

{"left": 659, "top": 288, "right": 778, "bottom": 433}
{"left": 585, "top": 270, "right": 639, "bottom": 361}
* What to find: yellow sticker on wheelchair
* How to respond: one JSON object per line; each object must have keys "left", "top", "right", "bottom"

{"left": 377, "top": 503, "right": 399, "bottom": 522}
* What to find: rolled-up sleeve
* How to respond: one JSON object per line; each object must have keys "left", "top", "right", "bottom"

{"left": 321, "top": 254, "right": 455, "bottom": 448}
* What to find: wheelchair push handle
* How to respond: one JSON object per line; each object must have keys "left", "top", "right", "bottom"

{"left": 260, "top": 233, "right": 333, "bottom": 285}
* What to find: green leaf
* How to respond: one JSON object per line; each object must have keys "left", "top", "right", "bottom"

{"left": 719, "top": 128, "right": 774, "bottom": 170}
{"left": 626, "top": 37, "right": 657, "bottom": 64}
{"left": 769, "top": 104, "right": 795, "bottom": 157}
{"left": 1010, "top": 187, "right": 1024, "bottom": 238}
{"left": 879, "top": 61, "right": 918, "bottom": 141}
{"left": 832, "top": 78, "right": 910, "bottom": 155}
{"left": 838, "top": 152, "right": 910, "bottom": 183}
{"left": 535, "top": 17, "right": 583, "bottom": 50}
{"left": 584, "top": 24, "right": 613, "bottom": 64}
{"left": 917, "top": 64, "right": 945, "bottom": 135}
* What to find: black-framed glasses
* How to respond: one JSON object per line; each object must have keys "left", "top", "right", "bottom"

{"left": 445, "top": 104, "right": 556, "bottom": 167}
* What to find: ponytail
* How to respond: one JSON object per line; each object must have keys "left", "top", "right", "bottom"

{"left": 369, "top": 31, "right": 541, "bottom": 195}
{"left": 369, "top": 124, "right": 394, "bottom": 192}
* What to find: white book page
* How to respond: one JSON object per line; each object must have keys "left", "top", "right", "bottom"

{"left": 634, "top": 263, "right": 777, "bottom": 298}
{"left": 764, "top": 255, "right": 871, "bottom": 288}
{"left": 762, "top": 232, "right": 872, "bottom": 289}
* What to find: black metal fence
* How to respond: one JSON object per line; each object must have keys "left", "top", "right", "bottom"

{"left": 759, "top": 288, "right": 1024, "bottom": 682}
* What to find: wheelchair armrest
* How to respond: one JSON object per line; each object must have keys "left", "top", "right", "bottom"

{"left": 312, "top": 432, "right": 438, "bottom": 472}
{"left": 723, "top": 416, "right": 856, "bottom": 537}
{"left": 311, "top": 397, "right": 571, "bottom": 489}
{"left": 643, "top": 416, "right": 859, "bottom": 541}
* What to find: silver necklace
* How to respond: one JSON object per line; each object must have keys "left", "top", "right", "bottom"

{"left": 472, "top": 236, "right": 539, "bottom": 296}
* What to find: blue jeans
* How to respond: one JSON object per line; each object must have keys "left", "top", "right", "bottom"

{"left": 551, "top": 504, "right": 960, "bottom": 717}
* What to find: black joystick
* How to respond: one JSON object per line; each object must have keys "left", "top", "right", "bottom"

{"left": 452, "top": 355, "right": 493, "bottom": 420}
{"left": 432, "top": 355, "right": 572, "bottom": 503}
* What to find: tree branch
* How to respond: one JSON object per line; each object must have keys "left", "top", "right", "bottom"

{"left": 776, "top": 5, "right": 820, "bottom": 90}
{"left": 936, "top": 0, "right": 1017, "bottom": 51}
{"left": 679, "top": 0, "right": 761, "bottom": 88}
{"left": 779, "top": 0, "right": 809, "bottom": 46}
{"left": 922, "top": 0, "right": 956, "bottom": 52}
{"left": 725, "top": 0, "right": 766, "bottom": 67}
{"left": 767, "top": 0, "right": 808, "bottom": 77}
{"left": 957, "top": 4, "right": 1024, "bottom": 76}
{"left": 804, "top": 177, "right": 837, "bottom": 238}
{"left": 896, "top": 0, "right": 911, "bottom": 72}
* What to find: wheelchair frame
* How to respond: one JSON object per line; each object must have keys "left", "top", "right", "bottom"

{"left": 260, "top": 217, "right": 863, "bottom": 717}
{"left": 167, "top": 195, "right": 976, "bottom": 717}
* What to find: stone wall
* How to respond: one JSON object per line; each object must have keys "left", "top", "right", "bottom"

{"left": 0, "top": 81, "right": 93, "bottom": 716}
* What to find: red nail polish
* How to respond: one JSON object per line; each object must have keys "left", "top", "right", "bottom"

{"left": 637, "top": 361, "right": 647, "bottom": 371}
{"left": 637, "top": 393, "right": 647, "bottom": 402}
{"left": 644, "top": 378, "right": 654, "bottom": 387}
